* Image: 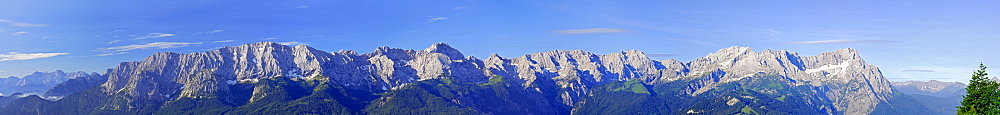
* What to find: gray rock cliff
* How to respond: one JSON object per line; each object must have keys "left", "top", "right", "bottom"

{"left": 88, "top": 42, "right": 900, "bottom": 114}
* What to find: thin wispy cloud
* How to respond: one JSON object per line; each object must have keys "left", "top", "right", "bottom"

{"left": 192, "top": 30, "right": 224, "bottom": 35}
{"left": 0, "top": 52, "right": 69, "bottom": 61}
{"left": 762, "top": 29, "right": 780, "bottom": 37}
{"left": 425, "top": 16, "right": 448, "bottom": 23}
{"left": 772, "top": 39, "right": 893, "bottom": 44}
{"left": 208, "top": 30, "right": 223, "bottom": 33}
{"left": 278, "top": 41, "right": 309, "bottom": 46}
{"left": 551, "top": 28, "right": 632, "bottom": 35}
{"left": 132, "top": 33, "right": 175, "bottom": 40}
{"left": 107, "top": 40, "right": 122, "bottom": 44}
{"left": 0, "top": 19, "right": 48, "bottom": 27}
{"left": 201, "top": 46, "right": 225, "bottom": 51}
{"left": 10, "top": 31, "right": 27, "bottom": 36}
{"left": 95, "top": 30, "right": 125, "bottom": 38}
{"left": 903, "top": 69, "right": 936, "bottom": 72}
{"left": 211, "top": 40, "right": 235, "bottom": 43}
{"left": 94, "top": 52, "right": 128, "bottom": 56}
{"left": 296, "top": 6, "right": 309, "bottom": 8}
{"left": 666, "top": 38, "right": 717, "bottom": 47}
{"left": 453, "top": 6, "right": 466, "bottom": 10}
{"left": 96, "top": 42, "right": 202, "bottom": 53}
{"left": 263, "top": 38, "right": 280, "bottom": 40}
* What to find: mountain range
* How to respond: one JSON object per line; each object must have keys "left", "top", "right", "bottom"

{"left": 0, "top": 70, "right": 100, "bottom": 108}
{"left": 0, "top": 70, "right": 99, "bottom": 97}
{"left": 0, "top": 42, "right": 944, "bottom": 114}
{"left": 891, "top": 80, "right": 967, "bottom": 114}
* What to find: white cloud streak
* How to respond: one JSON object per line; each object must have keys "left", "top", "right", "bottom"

{"left": 194, "top": 30, "right": 225, "bottom": 35}
{"left": 773, "top": 39, "right": 893, "bottom": 44}
{"left": 0, "top": 19, "right": 48, "bottom": 27}
{"left": 107, "top": 40, "right": 122, "bottom": 44}
{"left": 10, "top": 31, "right": 27, "bottom": 36}
{"left": 208, "top": 30, "right": 224, "bottom": 33}
{"left": 296, "top": 6, "right": 309, "bottom": 8}
{"left": 211, "top": 40, "right": 235, "bottom": 43}
{"left": 278, "top": 41, "right": 309, "bottom": 46}
{"left": 551, "top": 28, "right": 632, "bottom": 35}
{"left": 94, "top": 52, "right": 128, "bottom": 56}
{"left": 132, "top": 33, "right": 175, "bottom": 40}
{"left": 426, "top": 17, "right": 448, "bottom": 23}
{"left": 263, "top": 38, "right": 280, "bottom": 40}
{"left": 96, "top": 42, "right": 202, "bottom": 53}
{"left": 0, "top": 52, "right": 69, "bottom": 61}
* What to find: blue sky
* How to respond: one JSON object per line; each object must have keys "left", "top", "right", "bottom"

{"left": 0, "top": 1, "right": 998, "bottom": 83}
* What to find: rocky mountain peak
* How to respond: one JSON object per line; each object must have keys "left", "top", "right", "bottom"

{"left": 374, "top": 46, "right": 394, "bottom": 52}
{"left": 834, "top": 48, "right": 860, "bottom": 57}
{"left": 219, "top": 42, "right": 287, "bottom": 52}
{"left": 699, "top": 46, "right": 753, "bottom": 61}
{"left": 250, "top": 41, "right": 284, "bottom": 47}
{"left": 715, "top": 46, "right": 752, "bottom": 54}
{"left": 291, "top": 44, "right": 311, "bottom": 49}
{"left": 488, "top": 53, "right": 503, "bottom": 59}
{"left": 807, "top": 48, "right": 864, "bottom": 66}
{"left": 26, "top": 70, "right": 67, "bottom": 78}
{"left": 838, "top": 48, "right": 858, "bottom": 53}
{"left": 620, "top": 50, "right": 647, "bottom": 58}
{"left": 336, "top": 49, "right": 358, "bottom": 55}
{"left": 424, "top": 43, "right": 464, "bottom": 60}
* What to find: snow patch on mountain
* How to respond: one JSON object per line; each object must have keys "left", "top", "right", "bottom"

{"left": 805, "top": 60, "right": 851, "bottom": 74}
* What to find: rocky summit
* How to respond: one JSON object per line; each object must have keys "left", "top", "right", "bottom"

{"left": 0, "top": 42, "right": 932, "bottom": 114}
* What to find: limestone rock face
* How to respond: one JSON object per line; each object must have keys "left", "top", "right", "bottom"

{"left": 424, "top": 43, "right": 465, "bottom": 60}
{"left": 680, "top": 47, "right": 892, "bottom": 114}
{"left": 91, "top": 42, "right": 898, "bottom": 114}
{"left": 97, "top": 42, "right": 489, "bottom": 110}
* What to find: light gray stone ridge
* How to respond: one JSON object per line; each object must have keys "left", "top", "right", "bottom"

{"left": 93, "top": 43, "right": 896, "bottom": 114}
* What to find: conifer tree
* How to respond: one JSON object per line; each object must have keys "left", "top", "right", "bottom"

{"left": 958, "top": 63, "right": 1000, "bottom": 114}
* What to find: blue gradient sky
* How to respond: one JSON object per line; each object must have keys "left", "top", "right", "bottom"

{"left": 0, "top": 1, "right": 997, "bottom": 82}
